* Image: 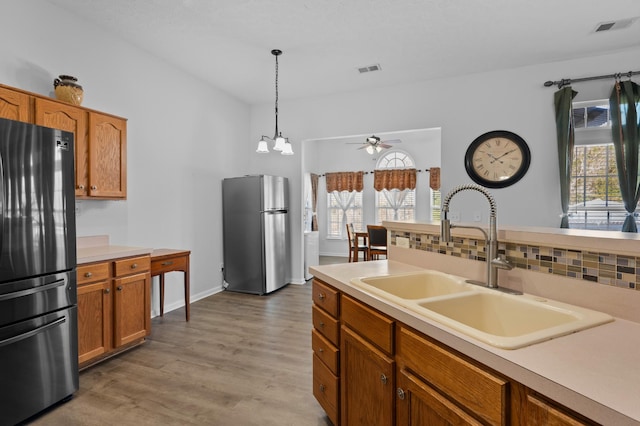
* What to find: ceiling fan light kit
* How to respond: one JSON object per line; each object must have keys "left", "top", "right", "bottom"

{"left": 353, "top": 135, "right": 400, "bottom": 154}
{"left": 256, "top": 49, "right": 293, "bottom": 155}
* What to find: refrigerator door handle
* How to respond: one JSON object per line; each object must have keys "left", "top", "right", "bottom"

{"left": 0, "top": 278, "right": 67, "bottom": 302}
{"left": 0, "top": 316, "right": 66, "bottom": 348}
{"left": 0, "top": 153, "right": 3, "bottom": 256}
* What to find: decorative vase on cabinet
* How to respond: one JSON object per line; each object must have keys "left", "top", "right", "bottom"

{"left": 53, "top": 75, "right": 84, "bottom": 105}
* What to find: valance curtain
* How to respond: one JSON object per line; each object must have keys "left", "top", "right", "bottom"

{"left": 373, "top": 168, "right": 417, "bottom": 191}
{"left": 325, "top": 171, "right": 364, "bottom": 193}
{"left": 610, "top": 80, "right": 640, "bottom": 232}
{"left": 554, "top": 87, "right": 578, "bottom": 228}
{"left": 325, "top": 171, "right": 363, "bottom": 237}
{"left": 310, "top": 173, "right": 319, "bottom": 231}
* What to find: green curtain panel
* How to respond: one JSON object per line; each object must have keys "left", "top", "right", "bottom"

{"left": 610, "top": 80, "right": 640, "bottom": 232}
{"left": 554, "top": 87, "right": 578, "bottom": 228}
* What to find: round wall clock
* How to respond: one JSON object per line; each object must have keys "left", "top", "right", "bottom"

{"left": 464, "top": 130, "right": 531, "bottom": 188}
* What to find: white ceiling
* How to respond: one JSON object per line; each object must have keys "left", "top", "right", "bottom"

{"left": 45, "top": 0, "right": 640, "bottom": 104}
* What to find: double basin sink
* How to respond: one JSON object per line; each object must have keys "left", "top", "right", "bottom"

{"left": 350, "top": 270, "right": 613, "bottom": 349}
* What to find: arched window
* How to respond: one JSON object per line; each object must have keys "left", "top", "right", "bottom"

{"left": 375, "top": 151, "right": 416, "bottom": 222}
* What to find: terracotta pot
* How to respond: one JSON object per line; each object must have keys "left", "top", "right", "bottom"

{"left": 53, "top": 75, "right": 84, "bottom": 105}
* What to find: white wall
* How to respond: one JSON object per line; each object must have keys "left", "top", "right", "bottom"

{"left": 1, "top": 1, "right": 251, "bottom": 311}
{"left": 249, "top": 47, "right": 640, "bottom": 283}
{"left": 4, "top": 0, "right": 640, "bottom": 295}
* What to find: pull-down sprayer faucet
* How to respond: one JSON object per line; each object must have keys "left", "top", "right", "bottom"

{"left": 441, "top": 184, "right": 513, "bottom": 290}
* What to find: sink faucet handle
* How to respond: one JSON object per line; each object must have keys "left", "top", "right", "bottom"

{"left": 491, "top": 255, "right": 513, "bottom": 270}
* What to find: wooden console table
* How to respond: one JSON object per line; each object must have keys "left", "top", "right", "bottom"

{"left": 150, "top": 249, "right": 191, "bottom": 321}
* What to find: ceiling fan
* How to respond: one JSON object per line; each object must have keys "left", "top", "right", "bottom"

{"left": 349, "top": 135, "right": 401, "bottom": 154}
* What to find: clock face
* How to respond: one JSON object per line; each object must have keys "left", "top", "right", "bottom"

{"left": 465, "top": 131, "right": 531, "bottom": 188}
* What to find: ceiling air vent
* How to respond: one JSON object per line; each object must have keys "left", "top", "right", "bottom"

{"left": 594, "top": 18, "right": 636, "bottom": 32}
{"left": 358, "top": 64, "right": 382, "bottom": 74}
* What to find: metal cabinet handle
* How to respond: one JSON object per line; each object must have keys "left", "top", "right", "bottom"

{"left": 84, "top": 272, "right": 93, "bottom": 278}
{"left": 117, "top": 286, "right": 123, "bottom": 291}
{"left": 319, "top": 384, "right": 326, "bottom": 393}
{"left": 397, "top": 388, "right": 405, "bottom": 400}
{"left": 318, "top": 348, "right": 324, "bottom": 353}
{"left": 318, "top": 293, "right": 325, "bottom": 300}
{"left": 162, "top": 261, "right": 173, "bottom": 266}
{"left": 105, "top": 288, "right": 111, "bottom": 294}
{"left": 131, "top": 263, "right": 137, "bottom": 269}
{"left": 319, "top": 321, "right": 325, "bottom": 328}
{"left": 380, "top": 374, "right": 388, "bottom": 385}
{"left": 91, "top": 185, "right": 97, "bottom": 190}
{"left": 77, "top": 184, "right": 85, "bottom": 190}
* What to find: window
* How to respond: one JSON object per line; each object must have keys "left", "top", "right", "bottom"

{"left": 375, "top": 151, "right": 417, "bottom": 222}
{"left": 568, "top": 100, "right": 630, "bottom": 230}
{"left": 326, "top": 191, "right": 363, "bottom": 238}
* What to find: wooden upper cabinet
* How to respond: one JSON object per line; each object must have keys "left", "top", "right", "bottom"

{"left": 34, "top": 98, "right": 89, "bottom": 197}
{"left": 0, "top": 86, "right": 30, "bottom": 122}
{"left": 0, "top": 84, "right": 127, "bottom": 200}
{"left": 88, "top": 112, "right": 127, "bottom": 199}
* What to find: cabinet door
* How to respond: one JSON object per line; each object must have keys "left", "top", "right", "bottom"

{"left": 341, "top": 325, "right": 394, "bottom": 426}
{"left": 526, "top": 394, "right": 594, "bottom": 426}
{"left": 0, "top": 86, "right": 30, "bottom": 122}
{"left": 396, "top": 368, "right": 482, "bottom": 426}
{"left": 77, "top": 280, "right": 112, "bottom": 364}
{"left": 113, "top": 272, "right": 150, "bottom": 347}
{"left": 34, "top": 98, "right": 89, "bottom": 197}
{"left": 88, "top": 112, "right": 127, "bottom": 198}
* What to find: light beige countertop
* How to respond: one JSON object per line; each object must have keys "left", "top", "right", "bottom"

{"left": 76, "top": 235, "right": 152, "bottom": 264}
{"left": 310, "top": 260, "right": 640, "bottom": 426}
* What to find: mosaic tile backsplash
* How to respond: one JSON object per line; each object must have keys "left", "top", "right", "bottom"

{"left": 390, "top": 231, "right": 639, "bottom": 291}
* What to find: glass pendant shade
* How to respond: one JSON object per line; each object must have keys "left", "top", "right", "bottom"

{"left": 273, "top": 133, "right": 286, "bottom": 151}
{"left": 281, "top": 140, "right": 294, "bottom": 155}
{"left": 375, "top": 146, "right": 382, "bottom": 153}
{"left": 256, "top": 138, "right": 269, "bottom": 153}
{"left": 366, "top": 145, "right": 374, "bottom": 155}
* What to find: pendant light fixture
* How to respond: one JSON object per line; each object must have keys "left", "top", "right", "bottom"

{"left": 256, "top": 49, "right": 293, "bottom": 155}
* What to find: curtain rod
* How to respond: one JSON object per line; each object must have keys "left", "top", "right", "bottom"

{"left": 543, "top": 70, "right": 640, "bottom": 89}
{"left": 317, "top": 168, "right": 433, "bottom": 178}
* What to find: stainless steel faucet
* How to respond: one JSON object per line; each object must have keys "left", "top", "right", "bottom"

{"left": 441, "top": 184, "right": 513, "bottom": 289}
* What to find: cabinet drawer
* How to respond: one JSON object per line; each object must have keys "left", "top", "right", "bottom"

{"left": 77, "top": 262, "right": 110, "bottom": 285}
{"left": 341, "top": 295, "right": 394, "bottom": 355}
{"left": 114, "top": 255, "right": 150, "bottom": 277}
{"left": 151, "top": 255, "right": 187, "bottom": 275}
{"left": 397, "top": 326, "right": 507, "bottom": 426}
{"left": 312, "top": 305, "right": 339, "bottom": 346}
{"left": 312, "top": 329, "right": 339, "bottom": 375}
{"left": 313, "top": 354, "right": 339, "bottom": 426}
{"left": 312, "top": 280, "right": 339, "bottom": 317}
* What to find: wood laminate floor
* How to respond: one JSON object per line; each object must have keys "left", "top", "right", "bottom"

{"left": 29, "top": 280, "right": 336, "bottom": 426}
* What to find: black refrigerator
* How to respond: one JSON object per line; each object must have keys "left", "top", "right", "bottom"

{"left": 0, "top": 117, "right": 79, "bottom": 425}
{"left": 222, "top": 175, "right": 290, "bottom": 295}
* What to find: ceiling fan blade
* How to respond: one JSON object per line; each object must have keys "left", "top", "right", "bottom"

{"left": 381, "top": 139, "right": 401, "bottom": 144}
{"left": 379, "top": 143, "right": 393, "bottom": 149}
{"left": 357, "top": 145, "right": 368, "bottom": 150}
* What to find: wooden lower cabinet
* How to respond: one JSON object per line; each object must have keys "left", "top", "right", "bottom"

{"left": 311, "top": 278, "right": 600, "bottom": 426}
{"left": 396, "top": 367, "right": 482, "bottom": 426}
{"left": 341, "top": 325, "right": 395, "bottom": 426}
{"left": 77, "top": 255, "right": 151, "bottom": 368}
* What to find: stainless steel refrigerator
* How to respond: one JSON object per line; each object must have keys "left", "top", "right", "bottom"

{"left": 0, "top": 117, "right": 78, "bottom": 425}
{"left": 222, "top": 175, "right": 289, "bottom": 295}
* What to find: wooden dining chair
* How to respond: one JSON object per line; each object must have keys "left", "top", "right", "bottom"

{"left": 346, "top": 223, "right": 368, "bottom": 262}
{"left": 367, "top": 225, "right": 388, "bottom": 260}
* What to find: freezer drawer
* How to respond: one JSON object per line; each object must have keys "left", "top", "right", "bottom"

{"left": 0, "top": 306, "right": 79, "bottom": 426}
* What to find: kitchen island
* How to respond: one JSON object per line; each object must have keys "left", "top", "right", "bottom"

{"left": 310, "top": 221, "right": 640, "bottom": 425}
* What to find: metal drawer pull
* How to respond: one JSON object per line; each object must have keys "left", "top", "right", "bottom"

{"left": 319, "top": 321, "right": 325, "bottom": 327}
{"left": 91, "top": 185, "right": 97, "bottom": 190}
{"left": 319, "top": 384, "right": 326, "bottom": 393}
{"left": 85, "top": 272, "right": 93, "bottom": 278}
{"left": 318, "top": 293, "right": 325, "bottom": 300}
{"left": 162, "top": 261, "right": 173, "bottom": 266}
{"left": 105, "top": 288, "right": 110, "bottom": 294}
{"left": 77, "top": 184, "right": 85, "bottom": 190}
{"left": 0, "top": 278, "right": 66, "bottom": 301}
{"left": 131, "top": 263, "right": 137, "bottom": 269}
{"left": 117, "top": 286, "right": 123, "bottom": 291}
{"left": 318, "top": 348, "right": 324, "bottom": 353}
{"left": 397, "top": 388, "right": 405, "bottom": 400}
{"left": 380, "top": 374, "right": 388, "bottom": 385}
